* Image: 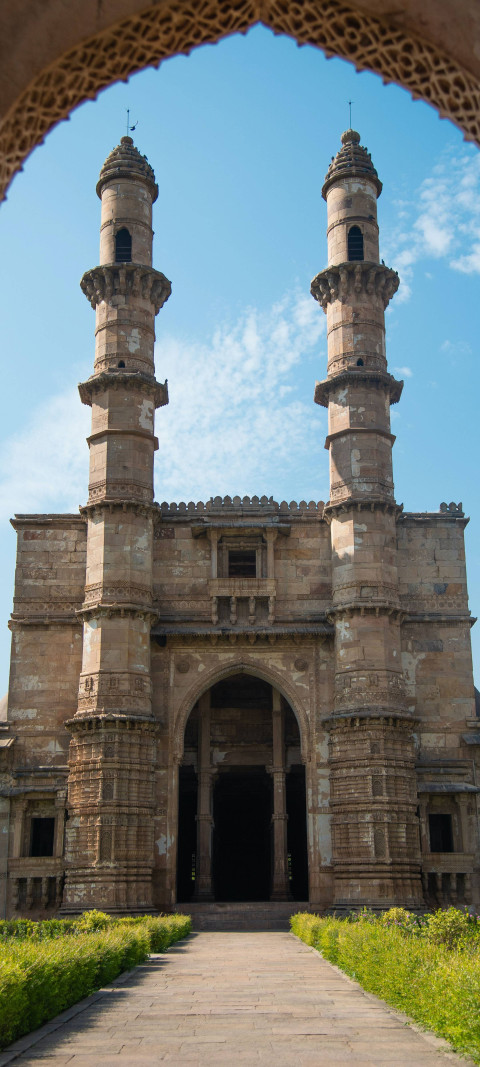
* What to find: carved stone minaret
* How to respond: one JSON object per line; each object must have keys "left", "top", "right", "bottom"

{"left": 62, "top": 137, "right": 171, "bottom": 913}
{"left": 311, "top": 130, "right": 423, "bottom": 909}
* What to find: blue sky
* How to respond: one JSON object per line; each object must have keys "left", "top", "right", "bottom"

{"left": 0, "top": 26, "right": 479, "bottom": 691}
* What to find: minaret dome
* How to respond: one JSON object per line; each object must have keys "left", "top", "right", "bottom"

{"left": 322, "top": 129, "right": 382, "bottom": 267}
{"left": 96, "top": 136, "right": 158, "bottom": 267}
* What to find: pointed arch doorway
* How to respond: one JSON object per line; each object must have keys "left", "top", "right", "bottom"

{"left": 176, "top": 672, "right": 308, "bottom": 903}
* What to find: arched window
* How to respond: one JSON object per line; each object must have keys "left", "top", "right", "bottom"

{"left": 348, "top": 225, "right": 364, "bottom": 261}
{"left": 115, "top": 228, "right": 132, "bottom": 263}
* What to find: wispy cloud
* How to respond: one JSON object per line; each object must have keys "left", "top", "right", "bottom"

{"left": 156, "top": 292, "right": 327, "bottom": 502}
{"left": 0, "top": 293, "right": 328, "bottom": 522}
{"left": 393, "top": 365, "right": 413, "bottom": 378}
{"left": 384, "top": 149, "right": 480, "bottom": 298}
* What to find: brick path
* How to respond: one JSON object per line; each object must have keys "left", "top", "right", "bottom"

{"left": 0, "top": 932, "right": 473, "bottom": 1066}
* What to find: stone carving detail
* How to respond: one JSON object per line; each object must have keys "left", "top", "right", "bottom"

{"left": 311, "top": 262, "right": 399, "bottom": 310}
{"left": 374, "top": 828, "right": 386, "bottom": 857}
{"left": 80, "top": 264, "right": 171, "bottom": 314}
{"left": 2, "top": 0, "right": 480, "bottom": 203}
{"left": 440, "top": 501, "right": 464, "bottom": 516}
{"left": 84, "top": 582, "right": 153, "bottom": 606}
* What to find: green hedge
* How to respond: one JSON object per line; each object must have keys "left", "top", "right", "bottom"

{"left": 291, "top": 911, "right": 480, "bottom": 1062}
{"left": 0, "top": 913, "right": 191, "bottom": 1050}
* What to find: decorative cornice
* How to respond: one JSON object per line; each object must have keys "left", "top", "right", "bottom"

{"left": 323, "top": 499, "right": 403, "bottom": 522}
{"left": 86, "top": 427, "right": 158, "bottom": 450}
{"left": 327, "top": 603, "right": 404, "bottom": 621}
{"left": 76, "top": 604, "right": 158, "bottom": 623}
{"left": 79, "top": 371, "right": 168, "bottom": 409}
{"left": 311, "top": 261, "right": 399, "bottom": 310}
{"left": 80, "top": 263, "right": 171, "bottom": 314}
{"left": 66, "top": 713, "right": 156, "bottom": 733}
{"left": 314, "top": 368, "right": 403, "bottom": 408}
{"left": 80, "top": 500, "right": 158, "bottom": 517}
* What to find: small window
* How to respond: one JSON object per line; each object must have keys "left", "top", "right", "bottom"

{"left": 115, "top": 228, "right": 132, "bottom": 263}
{"left": 429, "top": 813, "right": 454, "bottom": 853}
{"left": 348, "top": 225, "right": 364, "bottom": 261}
{"left": 30, "top": 817, "right": 55, "bottom": 857}
{"left": 228, "top": 550, "right": 256, "bottom": 578}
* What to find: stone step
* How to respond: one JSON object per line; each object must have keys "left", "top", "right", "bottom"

{"left": 173, "top": 901, "right": 313, "bottom": 931}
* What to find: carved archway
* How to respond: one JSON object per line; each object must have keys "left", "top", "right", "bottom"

{"left": 1, "top": 0, "right": 480, "bottom": 202}
{"left": 172, "top": 658, "right": 311, "bottom": 763}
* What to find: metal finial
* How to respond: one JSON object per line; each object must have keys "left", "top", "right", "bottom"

{"left": 126, "top": 108, "right": 138, "bottom": 137}
{"left": 348, "top": 100, "right": 354, "bottom": 127}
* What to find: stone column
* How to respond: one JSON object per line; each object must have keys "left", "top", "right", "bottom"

{"left": 270, "top": 689, "right": 290, "bottom": 901}
{"left": 194, "top": 694, "right": 214, "bottom": 900}
{"left": 311, "top": 129, "right": 423, "bottom": 910}
{"left": 62, "top": 137, "right": 171, "bottom": 914}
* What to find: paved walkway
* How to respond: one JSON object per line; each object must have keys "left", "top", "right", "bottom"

{"left": 1, "top": 932, "right": 473, "bottom": 1066}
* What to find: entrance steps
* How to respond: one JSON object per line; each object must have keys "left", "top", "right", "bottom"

{"left": 174, "top": 901, "right": 313, "bottom": 931}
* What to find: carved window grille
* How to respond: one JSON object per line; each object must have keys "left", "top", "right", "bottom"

{"left": 348, "top": 225, "right": 364, "bottom": 261}
{"left": 115, "top": 227, "right": 132, "bottom": 263}
{"left": 30, "top": 817, "right": 55, "bottom": 857}
{"left": 429, "top": 813, "right": 454, "bottom": 852}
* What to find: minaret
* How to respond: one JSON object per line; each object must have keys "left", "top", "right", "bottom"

{"left": 62, "top": 138, "right": 171, "bottom": 913}
{"left": 311, "top": 130, "right": 423, "bottom": 909}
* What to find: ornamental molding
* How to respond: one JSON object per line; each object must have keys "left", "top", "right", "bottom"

{"left": 76, "top": 604, "right": 158, "bottom": 623}
{"left": 66, "top": 713, "right": 157, "bottom": 734}
{"left": 84, "top": 582, "right": 153, "bottom": 606}
{"left": 323, "top": 499, "right": 403, "bottom": 523}
{"left": 80, "top": 263, "right": 171, "bottom": 314}
{"left": 79, "top": 372, "right": 168, "bottom": 409}
{"left": 311, "top": 262, "right": 399, "bottom": 310}
{"left": 80, "top": 499, "right": 157, "bottom": 518}
{"left": 315, "top": 368, "right": 403, "bottom": 408}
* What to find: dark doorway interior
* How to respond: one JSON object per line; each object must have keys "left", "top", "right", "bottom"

{"left": 213, "top": 768, "right": 272, "bottom": 901}
{"left": 286, "top": 766, "right": 309, "bottom": 900}
{"left": 177, "top": 765, "right": 197, "bottom": 902}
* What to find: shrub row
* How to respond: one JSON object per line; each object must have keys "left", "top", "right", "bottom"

{"left": 0, "top": 913, "right": 191, "bottom": 1050}
{"left": 291, "top": 910, "right": 480, "bottom": 1063}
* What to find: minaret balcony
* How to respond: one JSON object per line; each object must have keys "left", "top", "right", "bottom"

{"left": 311, "top": 261, "right": 399, "bottom": 310}
{"left": 80, "top": 263, "right": 171, "bottom": 313}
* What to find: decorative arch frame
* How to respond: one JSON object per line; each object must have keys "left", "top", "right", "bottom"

{"left": 1, "top": 0, "right": 480, "bottom": 201}
{"left": 172, "top": 657, "right": 312, "bottom": 763}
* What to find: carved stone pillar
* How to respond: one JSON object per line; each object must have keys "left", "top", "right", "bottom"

{"left": 194, "top": 694, "right": 214, "bottom": 901}
{"left": 270, "top": 690, "right": 290, "bottom": 901}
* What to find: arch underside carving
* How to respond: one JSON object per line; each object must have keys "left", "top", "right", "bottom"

{"left": 1, "top": 0, "right": 480, "bottom": 202}
{"left": 172, "top": 659, "right": 311, "bottom": 762}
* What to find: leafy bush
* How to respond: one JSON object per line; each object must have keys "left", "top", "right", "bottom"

{"left": 0, "top": 913, "right": 191, "bottom": 1050}
{"left": 291, "top": 910, "right": 480, "bottom": 1062}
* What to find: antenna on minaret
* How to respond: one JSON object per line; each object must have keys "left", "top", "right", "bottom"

{"left": 126, "top": 109, "right": 138, "bottom": 137}
{"left": 348, "top": 100, "right": 354, "bottom": 128}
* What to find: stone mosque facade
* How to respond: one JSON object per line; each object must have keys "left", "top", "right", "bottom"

{"left": 0, "top": 130, "right": 479, "bottom": 919}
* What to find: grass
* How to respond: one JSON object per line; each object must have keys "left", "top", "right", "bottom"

{"left": 0, "top": 911, "right": 191, "bottom": 1050}
{"left": 291, "top": 908, "right": 480, "bottom": 1063}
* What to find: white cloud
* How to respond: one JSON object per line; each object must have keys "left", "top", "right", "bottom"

{"left": 383, "top": 149, "right": 480, "bottom": 296}
{"left": 0, "top": 293, "right": 329, "bottom": 522}
{"left": 0, "top": 388, "right": 90, "bottom": 522}
{"left": 393, "top": 366, "right": 413, "bottom": 378}
{"left": 155, "top": 292, "right": 327, "bottom": 502}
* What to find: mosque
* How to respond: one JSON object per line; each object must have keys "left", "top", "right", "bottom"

{"left": 0, "top": 128, "right": 478, "bottom": 920}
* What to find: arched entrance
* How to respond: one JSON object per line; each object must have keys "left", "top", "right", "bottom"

{"left": 177, "top": 672, "right": 308, "bottom": 903}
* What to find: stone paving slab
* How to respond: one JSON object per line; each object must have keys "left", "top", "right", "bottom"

{"left": 0, "top": 932, "right": 475, "bottom": 1066}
